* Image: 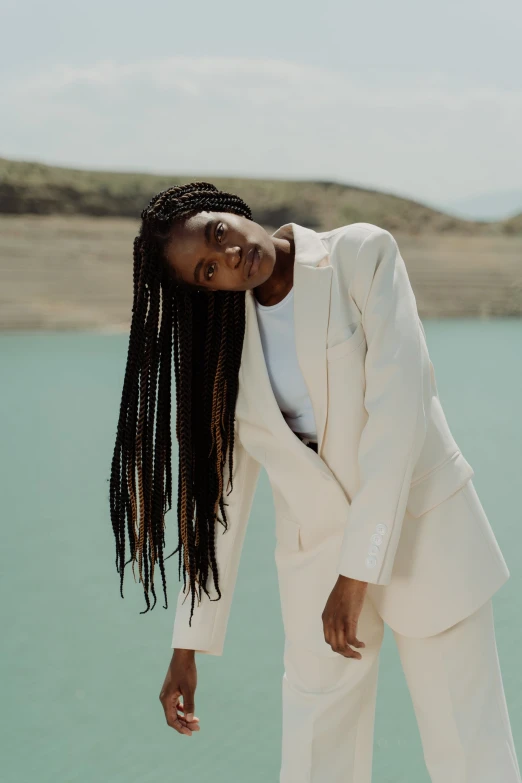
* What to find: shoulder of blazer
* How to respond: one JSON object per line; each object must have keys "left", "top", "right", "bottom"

{"left": 318, "top": 221, "right": 389, "bottom": 259}
{"left": 318, "top": 222, "right": 393, "bottom": 293}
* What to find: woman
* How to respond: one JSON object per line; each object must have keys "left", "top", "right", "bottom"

{"left": 110, "top": 182, "right": 520, "bottom": 782}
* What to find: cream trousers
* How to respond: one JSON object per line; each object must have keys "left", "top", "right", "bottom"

{"left": 280, "top": 596, "right": 521, "bottom": 782}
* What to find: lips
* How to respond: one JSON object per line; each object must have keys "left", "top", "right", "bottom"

{"left": 245, "top": 245, "right": 257, "bottom": 278}
{"left": 248, "top": 247, "right": 262, "bottom": 278}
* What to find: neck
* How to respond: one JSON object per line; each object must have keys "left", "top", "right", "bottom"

{"left": 253, "top": 230, "right": 295, "bottom": 306}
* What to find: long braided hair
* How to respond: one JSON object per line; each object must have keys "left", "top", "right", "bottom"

{"left": 109, "top": 182, "right": 253, "bottom": 625}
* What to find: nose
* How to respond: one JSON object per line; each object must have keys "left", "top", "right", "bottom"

{"left": 223, "top": 245, "right": 242, "bottom": 270}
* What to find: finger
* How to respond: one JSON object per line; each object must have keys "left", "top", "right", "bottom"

{"left": 174, "top": 702, "right": 197, "bottom": 734}
{"left": 176, "top": 711, "right": 201, "bottom": 731}
{"left": 176, "top": 703, "right": 200, "bottom": 721}
{"left": 334, "top": 628, "right": 348, "bottom": 656}
{"left": 180, "top": 690, "right": 196, "bottom": 723}
{"left": 324, "top": 623, "right": 359, "bottom": 659}
{"left": 346, "top": 630, "right": 365, "bottom": 650}
{"left": 162, "top": 693, "right": 195, "bottom": 735}
{"left": 178, "top": 720, "right": 200, "bottom": 732}
{"left": 329, "top": 640, "right": 361, "bottom": 659}
{"left": 160, "top": 687, "right": 181, "bottom": 724}
{"left": 323, "top": 624, "right": 348, "bottom": 658}
{"left": 344, "top": 644, "right": 362, "bottom": 659}
{"left": 165, "top": 701, "right": 193, "bottom": 736}
{"left": 323, "top": 622, "right": 346, "bottom": 657}
{"left": 171, "top": 716, "right": 193, "bottom": 736}
{"left": 340, "top": 624, "right": 363, "bottom": 659}
{"left": 345, "top": 617, "right": 365, "bottom": 650}
{"left": 334, "top": 621, "right": 359, "bottom": 659}
{"left": 323, "top": 627, "right": 337, "bottom": 654}
{"left": 177, "top": 720, "right": 200, "bottom": 732}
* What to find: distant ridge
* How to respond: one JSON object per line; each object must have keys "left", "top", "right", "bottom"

{"left": 1, "top": 156, "right": 519, "bottom": 236}
{"left": 443, "top": 189, "right": 522, "bottom": 221}
{"left": 503, "top": 212, "right": 522, "bottom": 234}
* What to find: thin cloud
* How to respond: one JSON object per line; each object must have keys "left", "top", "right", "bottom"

{"left": 3, "top": 56, "right": 522, "bottom": 203}
{"left": 9, "top": 56, "right": 522, "bottom": 110}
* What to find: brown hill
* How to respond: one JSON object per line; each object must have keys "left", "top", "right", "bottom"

{"left": 1, "top": 156, "right": 519, "bottom": 236}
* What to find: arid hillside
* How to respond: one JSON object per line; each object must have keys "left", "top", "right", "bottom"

{"left": 1, "top": 156, "right": 521, "bottom": 236}
{"left": 1, "top": 214, "right": 521, "bottom": 331}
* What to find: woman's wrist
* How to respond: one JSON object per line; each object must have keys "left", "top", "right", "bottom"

{"left": 173, "top": 647, "right": 196, "bottom": 658}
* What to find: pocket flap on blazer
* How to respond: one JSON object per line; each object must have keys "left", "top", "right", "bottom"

{"left": 326, "top": 322, "right": 366, "bottom": 361}
{"left": 406, "top": 451, "right": 475, "bottom": 518}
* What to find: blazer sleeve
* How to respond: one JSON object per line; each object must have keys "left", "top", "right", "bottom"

{"left": 171, "top": 428, "right": 262, "bottom": 655}
{"left": 336, "top": 227, "right": 432, "bottom": 584}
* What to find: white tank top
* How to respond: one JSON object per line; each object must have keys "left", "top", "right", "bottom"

{"left": 254, "top": 286, "right": 317, "bottom": 440}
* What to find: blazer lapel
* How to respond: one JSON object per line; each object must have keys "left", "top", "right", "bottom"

{"left": 293, "top": 253, "right": 333, "bottom": 455}
{"left": 238, "top": 222, "right": 333, "bottom": 458}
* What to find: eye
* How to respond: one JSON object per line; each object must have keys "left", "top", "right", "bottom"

{"left": 206, "top": 262, "right": 216, "bottom": 280}
{"left": 215, "top": 222, "right": 225, "bottom": 241}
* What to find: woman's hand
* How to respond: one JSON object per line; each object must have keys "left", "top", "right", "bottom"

{"left": 159, "top": 649, "right": 201, "bottom": 736}
{"left": 322, "top": 575, "right": 368, "bottom": 658}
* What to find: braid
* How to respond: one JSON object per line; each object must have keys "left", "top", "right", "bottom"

{"left": 109, "top": 181, "right": 252, "bottom": 623}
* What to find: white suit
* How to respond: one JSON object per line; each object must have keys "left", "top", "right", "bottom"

{"left": 172, "top": 222, "right": 520, "bottom": 782}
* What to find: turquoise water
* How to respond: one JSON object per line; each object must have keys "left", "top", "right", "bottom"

{"left": 1, "top": 319, "right": 521, "bottom": 782}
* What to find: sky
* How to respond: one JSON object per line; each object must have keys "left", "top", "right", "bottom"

{"left": 1, "top": 0, "right": 522, "bottom": 215}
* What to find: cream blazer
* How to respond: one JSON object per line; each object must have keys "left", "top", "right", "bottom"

{"left": 171, "top": 221, "right": 510, "bottom": 656}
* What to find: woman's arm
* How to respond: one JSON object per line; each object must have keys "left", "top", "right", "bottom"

{"left": 336, "top": 227, "right": 432, "bottom": 584}
{"left": 171, "top": 430, "right": 262, "bottom": 655}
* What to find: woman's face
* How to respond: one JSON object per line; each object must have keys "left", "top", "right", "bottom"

{"left": 164, "top": 211, "right": 277, "bottom": 292}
